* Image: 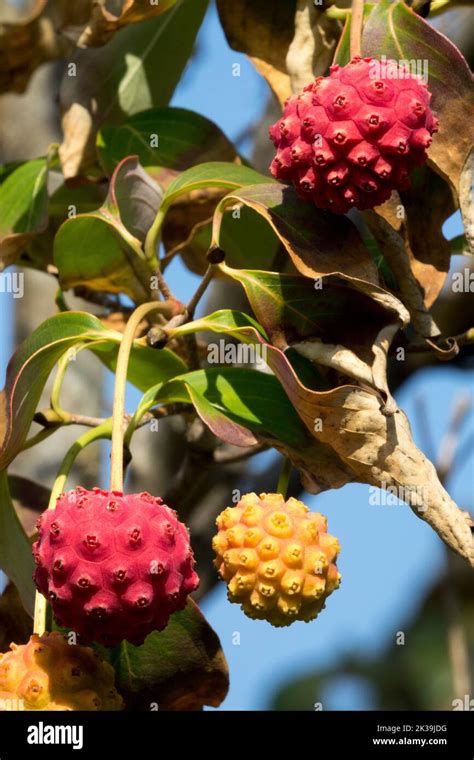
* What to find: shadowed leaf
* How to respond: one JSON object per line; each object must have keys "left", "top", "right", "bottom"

{"left": 98, "top": 111, "right": 236, "bottom": 176}
{"left": 0, "top": 158, "right": 49, "bottom": 267}
{"left": 0, "top": 472, "right": 35, "bottom": 616}
{"left": 214, "top": 183, "right": 380, "bottom": 285}
{"left": 105, "top": 600, "right": 229, "bottom": 710}
{"left": 377, "top": 166, "right": 457, "bottom": 306}
{"left": 216, "top": 0, "right": 295, "bottom": 104}
{"left": 0, "top": 583, "right": 33, "bottom": 651}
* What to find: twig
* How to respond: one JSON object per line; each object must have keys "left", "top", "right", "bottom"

{"left": 186, "top": 264, "right": 216, "bottom": 319}
{"left": 154, "top": 270, "right": 176, "bottom": 301}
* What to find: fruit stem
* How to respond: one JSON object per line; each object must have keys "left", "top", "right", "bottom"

{"left": 33, "top": 419, "right": 113, "bottom": 636}
{"left": 109, "top": 302, "right": 174, "bottom": 492}
{"left": 350, "top": 0, "right": 364, "bottom": 59}
{"left": 277, "top": 457, "right": 292, "bottom": 499}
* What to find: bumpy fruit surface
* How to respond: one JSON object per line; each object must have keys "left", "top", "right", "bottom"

{"left": 0, "top": 632, "right": 123, "bottom": 710}
{"left": 269, "top": 56, "right": 438, "bottom": 214}
{"left": 33, "top": 488, "right": 199, "bottom": 646}
{"left": 212, "top": 493, "right": 341, "bottom": 626}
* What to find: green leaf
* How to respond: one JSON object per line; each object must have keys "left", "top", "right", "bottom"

{"left": 0, "top": 158, "right": 49, "bottom": 266}
{"left": 54, "top": 157, "right": 162, "bottom": 299}
{"left": 48, "top": 180, "right": 107, "bottom": 217}
{"left": 160, "top": 163, "right": 277, "bottom": 275}
{"left": 167, "top": 308, "right": 268, "bottom": 340}
{"left": 54, "top": 216, "right": 152, "bottom": 301}
{"left": 158, "top": 367, "right": 311, "bottom": 450}
{"left": 105, "top": 599, "right": 229, "bottom": 710}
{"left": 0, "top": 472, "right": 35, "bottom": 617}
{"left": 97, "top": 109, "right": 235, "bottom": 176}
{"left": 162, "top": 162, "right": 271, "bottom": 208}
{"left": 0, "top": 312, "right": 185, "bottom": 469}
{"left": 334, "top": 0, "right": 474, "bottom": 193}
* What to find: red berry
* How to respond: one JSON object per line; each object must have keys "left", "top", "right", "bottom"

{"left": 33, "top": 489, "right": 199, "bottom": 647}
{"left": 269, "top": 57, "right": 437, "bottom": 214}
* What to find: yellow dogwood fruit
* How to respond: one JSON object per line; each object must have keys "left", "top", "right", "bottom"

{"left": 0, "top": 631, "right": 123, "bottom": 710}
{"left": 212, "top": 493, "right": 341, "bottom": 626}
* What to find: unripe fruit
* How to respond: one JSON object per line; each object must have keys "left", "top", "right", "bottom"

{"left": 0, "top": 632, "right": 123, "bottom": 710}
{"left": 269, "top": 56, "right": 438, "bottom": 214}
{"left": 33, "top": 488, "right": 199, "bottom": 646}
{"left": 212, "top": 493, "right": 341, "bottom": 626}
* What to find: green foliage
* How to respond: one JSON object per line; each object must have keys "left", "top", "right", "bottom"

{"left": 0, "top": 0, "right": 472, "bottom": 712}
{"left": 97, "top": 109, "right": 236, "bottom": 174}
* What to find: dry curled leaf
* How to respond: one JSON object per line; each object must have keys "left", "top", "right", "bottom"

{"left": 364, "top": 209, "right": 443, "bottom": 340}
{"left": 376, "top": 166, "right": 457, "bottom": 308}
{"left": 216, "top": 0, "right": 296, "bottom": 105}
{"left": 263, "top": 343, "right": 474, "bottom": 566}
{"left": 459, "top": 149, "right": 474, "bottom": 256}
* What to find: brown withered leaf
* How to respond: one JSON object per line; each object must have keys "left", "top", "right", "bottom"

{"left": 377, "top": 166, "right": 457, "bottom": 308}
{"left": 459, "top": 149, "right": 474, "bottom": 255}
{"left": 262, "top": 341, "right": 474, "bottom": 566}
{"left": 285, "top": 0, "right": 340, "bottom": 95}
{"left": 216, "top": 0, "right": 295, "bottom": 105}
{"left": 364, "top": 209, "right": 443, "bottom": 340}
{"left": 0, "top": 0, "right": 177, "bottom": 93}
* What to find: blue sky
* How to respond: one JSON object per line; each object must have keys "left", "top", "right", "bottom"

{"left": 0, "top": 1, "right": 472, "bottom": 711}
